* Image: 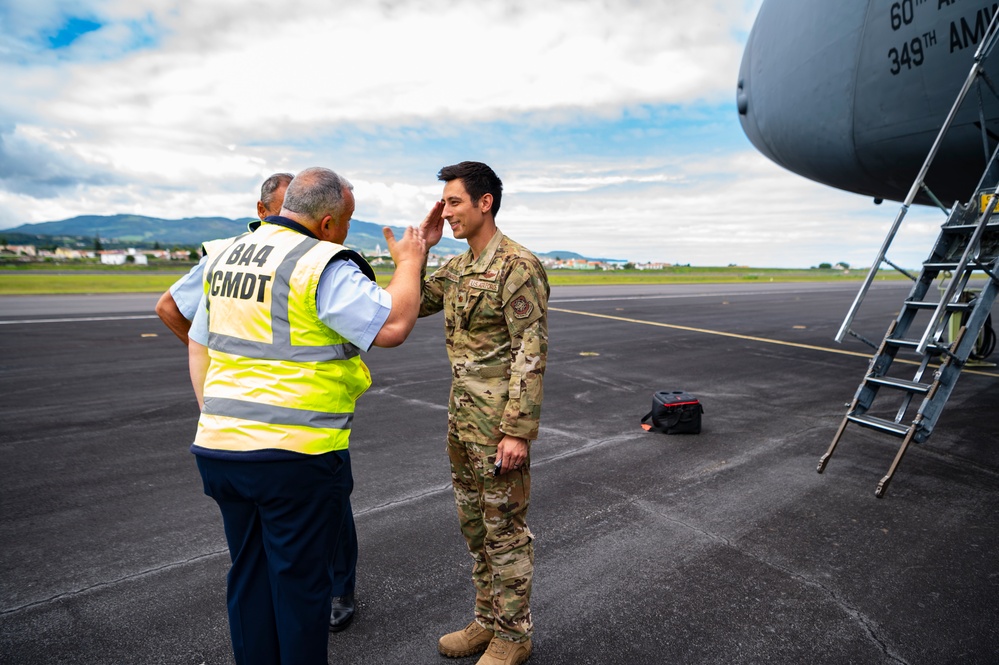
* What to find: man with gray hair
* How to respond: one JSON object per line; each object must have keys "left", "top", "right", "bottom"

{"left": 157, "top": 171, "right": 368, "bottom": 630}
{"left": 187, "top": 167, "right": 436, "bottom": 664}
{"left": 157, "top": 171, "right": 361, "bottom": 632}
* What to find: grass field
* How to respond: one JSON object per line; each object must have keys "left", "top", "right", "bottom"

{"left": 0, "top": 263, "right": 910, "bottom": 295}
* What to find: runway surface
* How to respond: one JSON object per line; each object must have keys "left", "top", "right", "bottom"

{"left": 1, "top": 282, "right": 998, "bottom": 664}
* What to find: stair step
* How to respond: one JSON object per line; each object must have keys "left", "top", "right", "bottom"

{"left": 865, "top": 375, "right": 932, "bottom": 393}
{"left": 846, "top": 414, "right": 912, "bottom": 437}
{"left": 903, "top": 300, "right": 974, "bottom": 311}
{"left": 885, "top": 338, "right": 947, "bottom": 352}
{"left": 923, "top": 260, "right": 999, "bottom": 271}
{"left": 941, "top": 222, "right": 999, "bottom": 232}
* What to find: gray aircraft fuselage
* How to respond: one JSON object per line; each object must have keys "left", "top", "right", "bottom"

{"left": 738, "top": 0, "right": 999, "bottom": 206}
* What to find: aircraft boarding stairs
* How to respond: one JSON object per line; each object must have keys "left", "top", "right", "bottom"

{"left": 818, "top": 15, "right": 999, "bottom": 497}
{"left": 817, "top": 185, "right": 999, "bottom": 497}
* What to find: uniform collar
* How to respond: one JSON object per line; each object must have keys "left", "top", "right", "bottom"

{"left": 262, "top": 215, "right": 319, "bottom": 240}
{"left": 464, "top": 228, "right": 505, "bottom": 274}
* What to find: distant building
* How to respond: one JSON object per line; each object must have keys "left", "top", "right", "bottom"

{"left": 1, "top": 244, "right": 37, "bottom": 257}
{"left": 427, "top": 251, "right": 458, "bottom": 268}
{"left": 541, "top": 257, "right": 627, "bottom": 271}
{"left": 99, "top": 249, "right": 148, "bottom": 265}
{"left": 55, "top": 248, "right": 95, "bottom": 260}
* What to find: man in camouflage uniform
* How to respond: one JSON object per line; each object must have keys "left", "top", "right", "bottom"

{"left": 419, "top": 161, "right": 548, "bottom": 665}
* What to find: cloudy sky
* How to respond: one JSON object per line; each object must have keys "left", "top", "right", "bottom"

{"left": 1, "top": 0, "right": 945, "bottom": 267}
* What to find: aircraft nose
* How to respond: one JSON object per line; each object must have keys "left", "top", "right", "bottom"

{"left": 737, "top": 0, "right": 869, "bottom": 192}
{"left": 736, "top": 0, "right": 999, "bottom": 205}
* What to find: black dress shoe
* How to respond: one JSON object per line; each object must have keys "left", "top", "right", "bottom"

{"left": 329, "top": 593, "right": 355, "bottom": 632}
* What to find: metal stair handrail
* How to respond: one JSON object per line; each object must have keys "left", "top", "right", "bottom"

{"left": 916, "top": 178, "right": 999, "bottom": 354}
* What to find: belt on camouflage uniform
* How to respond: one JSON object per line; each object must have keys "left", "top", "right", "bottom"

{"left": 455, "top": 363, "right": 510, "bottom": 378}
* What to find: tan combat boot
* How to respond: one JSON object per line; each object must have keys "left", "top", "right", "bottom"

{"left": 475, "top": 637, "right": 532, "bottom": 665}
{"left": 438, "top": 620, "right": 494, "bottom": 657}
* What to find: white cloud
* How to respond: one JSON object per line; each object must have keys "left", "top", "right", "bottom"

{"left": 486, "top": 151, "right": 944, "bottom": 269}
{"left": 8, "top": 0, "right": 754, "bottom": 135}
{"left": 1, "top": 0, "right": 946, "bottom": 271}
{"left": 0, "top": 1, "right": 759, "bottom": 206}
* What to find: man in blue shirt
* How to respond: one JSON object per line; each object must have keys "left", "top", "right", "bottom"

{"left": 187, "top": 167, "right": 439, "bottom": 664}
{"left": 157, "top": 171, "right": 371, "bottom": 632}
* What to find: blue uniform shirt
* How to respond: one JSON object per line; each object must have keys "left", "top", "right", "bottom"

{"left": 189, "top": 258, "right": 392, "bottom": 351}
{"left": 169, "top": 257, "right": 209, "bottom": 321}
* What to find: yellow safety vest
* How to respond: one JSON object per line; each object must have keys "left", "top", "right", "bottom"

{"left": 200, "top": 220, "right": 261, "bottom": 259}
{"left": 193, "top": 222, "right": 373, "bottom": 455}
{"left": 201, "top": 236, "right": 242, "bottom": 259}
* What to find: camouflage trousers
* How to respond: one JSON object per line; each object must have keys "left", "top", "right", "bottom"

{"left": 447, "top": 433, "right": 534, "bottom": 642}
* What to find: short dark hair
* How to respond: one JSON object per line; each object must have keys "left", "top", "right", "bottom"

{"left": 260, "top": 172, "right": 293, "bottom": 208}
{"left": 438, "top": 161, "right": 503, "bottom": 218}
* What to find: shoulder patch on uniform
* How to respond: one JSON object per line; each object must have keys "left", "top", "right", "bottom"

{"left": 511, "top": 295, "right": 533, "bottom": 318}
{"left": 506, "top": 257, "right": 545, "bottom": 296}
{"left": 468, "top": 279, "right": 499, "bottom": 292}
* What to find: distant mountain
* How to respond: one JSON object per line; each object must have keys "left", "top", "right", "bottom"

{"left": 2, "top": 214, "right": 618, "bottom": 261}
{"left": 3, "top": 214, "right": 467, "bottom": 256}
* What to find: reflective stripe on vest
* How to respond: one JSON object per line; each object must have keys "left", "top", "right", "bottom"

{"left": 194, "top": 223, "right": 372, "bottom": 455}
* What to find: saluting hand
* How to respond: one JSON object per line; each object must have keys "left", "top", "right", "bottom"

{"left": 419, "top": 200, "right": 445, "bottom": 249}
{"left": 383, "top": 224, "right": 426, "bottom": 267}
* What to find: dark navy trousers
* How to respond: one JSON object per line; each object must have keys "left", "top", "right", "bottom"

{"left": 197, "top": 449, "right": 354, "bottom": 665}
{"left": 331, "top": 491, "right": 357, "bottom": 597}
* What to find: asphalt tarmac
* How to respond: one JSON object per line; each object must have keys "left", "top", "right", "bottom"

{"left": 1, "top": 282, "right": 997, "bottom": 664}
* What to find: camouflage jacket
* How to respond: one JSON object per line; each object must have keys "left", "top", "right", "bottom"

{"left": 420, "top": 230, "right": 549, "bottom": 444}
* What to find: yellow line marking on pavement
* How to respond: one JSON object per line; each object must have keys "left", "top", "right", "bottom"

{"left": 550, "top": 307, "right": 999, "bottom": 378}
